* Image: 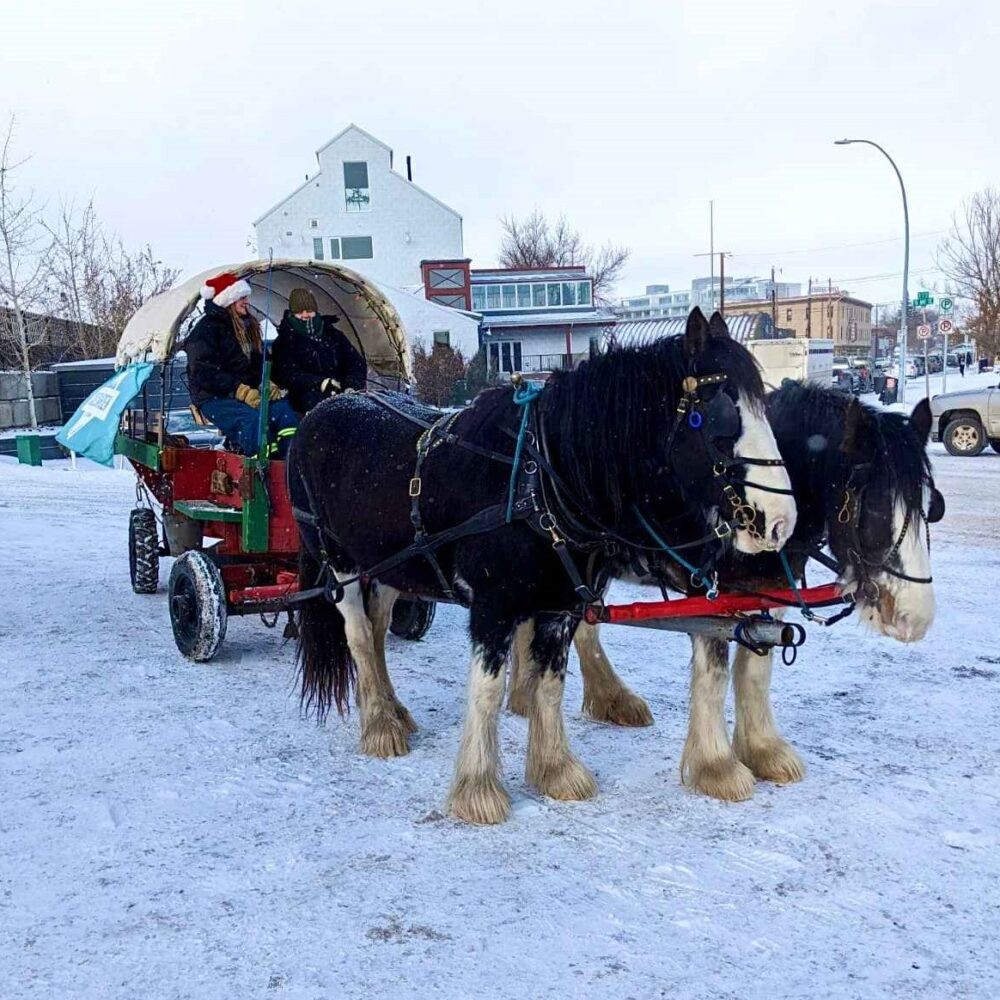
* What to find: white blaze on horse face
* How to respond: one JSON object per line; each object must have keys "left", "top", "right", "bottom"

{"left": 865, "top": 499, "right": 935, "bottom": 643}
{"left": 732, "top": 392, "right": 796, "bottom": 554}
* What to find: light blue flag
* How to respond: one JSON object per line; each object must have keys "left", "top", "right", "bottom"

{"left": 56, "top": 363, "right": 155, "bottom": 467}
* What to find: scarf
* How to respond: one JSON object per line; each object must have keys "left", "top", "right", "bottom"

{"left": 289, "top": 315, "right": 325, "bottom": 341}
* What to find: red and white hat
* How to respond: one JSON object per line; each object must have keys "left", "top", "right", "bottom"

{"left": 201, "top": 272, "right": 252, "bottom": 309}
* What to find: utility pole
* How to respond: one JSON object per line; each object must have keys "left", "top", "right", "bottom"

{"left": 770, "top": 266, "right": 777, "bottom": 334}
{"left": 709, "top": 200, "right": 715, "bottom": 312}
{"left": 693, "top": 250, "right": 730, "bottom": 317}
{"left": 806, "top": 278, "right": 812, "bottom": 338}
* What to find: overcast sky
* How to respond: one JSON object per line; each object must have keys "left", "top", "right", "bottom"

{"left": 4, "top": 0, "right": 994, "bottom": 311}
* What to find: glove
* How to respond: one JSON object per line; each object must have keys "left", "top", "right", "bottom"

{"left": 321, "top": 378, "right": 342, "bottom": 395}
{"left": 235, "top": 384, "right": 261, "bottom": 408}
{"left": 267, "top": 382, "right": 285, "bottom": 402}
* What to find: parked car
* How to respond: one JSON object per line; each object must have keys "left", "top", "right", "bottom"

{"left": 832, "top": 360, "right": 860, "bottom": 394}
{"left": 929, "top": 383, "right": 1000, "bottom": 456}
{"left": 887, "top": 360, "right": 918, "bottom": 379}
{"left": 165, "top": 408, "right": 224, "bottom": 448}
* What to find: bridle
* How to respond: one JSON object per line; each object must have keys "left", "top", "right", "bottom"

{"left": 664, "top": 372, "right": 794, "bottom": 546}
{"left": 833, "top": 462, "right": 945, "bottom": 597}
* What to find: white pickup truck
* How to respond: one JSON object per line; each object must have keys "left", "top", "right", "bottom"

{"left": 746, "top": 338, "right": 835, "bottom": 391}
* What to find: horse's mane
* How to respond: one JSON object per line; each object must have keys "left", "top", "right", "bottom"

{"left": 768, "top": 382, "right": 931, "bottom": 518}
{"left": 541, "top": 335, "right": 766, "bottom": 522}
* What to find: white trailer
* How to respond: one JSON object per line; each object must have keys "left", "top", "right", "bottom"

{"left": 746, "top": 338, "right": 834, "bottom": 391}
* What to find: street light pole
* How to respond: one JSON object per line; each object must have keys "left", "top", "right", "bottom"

{"left": 835, "top": 138, "right": 910, "bottom": 405}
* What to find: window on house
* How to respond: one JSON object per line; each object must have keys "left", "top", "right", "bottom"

{"left": 546, "top": 283, "right": 562, "bottom": 307}
{"left": 786, "top": 308, "right": 793, "bottom": 321}
{"left": 343, "top": 161, "right": 371, "bottom": 212}
{"left": 312, "top": 237, "right": 324, "bottom": 260}
{"left": 329, "top": 238, "right": 341, "bottom": 259}
{"left": 310, "top": 219, "right": 318, "bottom": 228}
{"left": 516, "top": 284, "right": 532, "bottom": 308}
{"left": 471, "top": 286, "right": 486, "bottom": 311}
{"left": 341, "top": 236, "right": 373, "bottom": 259}
{"left": 502, "top": 284, "right": 516, "bottom": 309}
{"left": 433, "top": 331, "right": 450, "bottom": 347}
{"left": 486, "top": 285, "right": 502, "bottom": 309}
{"left": 434, "top": 295, "right": 466, "bottom": 309}
{"left": 488, "top": 342, "right": 522, "bottom": 374}
{"left": 562, "top": 282, "right": 577, "bottom": 306}
{"left": 578, "top": 283, "right": 592, "bottom": 305}
{"left": 430, "top": 268, "right": 465, "bottom": 290}
{"left": 532, "top": 284, "right": 547, "bottom": 308}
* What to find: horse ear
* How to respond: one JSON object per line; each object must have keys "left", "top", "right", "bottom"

{"left": 684, "top": 308, "right": 710, "bottom": 357}
{"left": 708, "top": 311, "right": 731, "bottom": 339}
{"left": 840, "top": 396, "right": 873, "bottom": 456}
{"left": 910, "top": 398, "right": 933, "bottom": 445}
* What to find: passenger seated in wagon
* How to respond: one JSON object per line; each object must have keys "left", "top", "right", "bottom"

{"left": 184, "top": 272, "right": 299, "bottom": 458}
{"left": 270, "top": 287, "right": 368, "bottom": 415}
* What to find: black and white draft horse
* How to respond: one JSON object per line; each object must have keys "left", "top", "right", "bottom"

{"left": 287, "top": 309, "right": 796, "bottom": 824}
{"left": 508, "top": 383, "right": 944, "bottom": 802}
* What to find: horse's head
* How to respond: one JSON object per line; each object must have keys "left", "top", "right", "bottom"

{"left": 672, "top": 309, "right": 797, "bottom": 555}
{"left": 831, "top": 397, "right": 942, "bottom": 642}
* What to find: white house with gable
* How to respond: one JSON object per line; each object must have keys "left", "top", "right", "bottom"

{"left": 254, "top": 124, "right": 464, "bottom": 289}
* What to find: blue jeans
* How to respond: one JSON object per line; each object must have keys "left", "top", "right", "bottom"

{"left": 199, "top": 397, "right": 299, "bottom": 458}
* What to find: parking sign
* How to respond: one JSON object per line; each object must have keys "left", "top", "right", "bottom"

{"left": 917, "top": 324, "right": 932, "bottom": 340}
{"left": 940, "top": 296, "right": 954, "bottom": 314}
{"left": 938, "top": 318, "right": 955, "bottom": 335}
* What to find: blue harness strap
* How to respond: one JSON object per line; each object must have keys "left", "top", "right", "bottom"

{"left": 506, "top": 380, "right": 545, "bottom": 523}
{"left": 634, "top": 506, "right": 719, "bottom": 599}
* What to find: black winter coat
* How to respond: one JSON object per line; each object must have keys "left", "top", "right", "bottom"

{"left": 271, "top": 312, "right": 368, "bottom": 414}
{"left": 184, "top": 301, "right": 264, "bottom": 405}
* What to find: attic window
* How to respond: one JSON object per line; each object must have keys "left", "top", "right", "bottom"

{"left": 344, "top": 161, "right": 371, "bottom": 212}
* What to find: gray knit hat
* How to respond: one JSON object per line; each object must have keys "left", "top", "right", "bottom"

{"left": 289, "top": 288, "right": 318, "bottom": 314}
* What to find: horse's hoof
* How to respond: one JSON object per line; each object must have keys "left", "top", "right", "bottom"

{"left": 359, "top": 711, "right": 411, "bottom": 759}
{"left": 394, "top": 701, "right": 419, "bottom": 735}
{"left": 683, "top": 753, "right": 755, "bottom": 801}
{"left": 734, "top": 737, "right": 805, "bottom": 785}
{"left": 447, "top": 774, "right": 511, "bottom": 825}
{"left": 527, "top": 752, "right": 598, "bottom": 802}
{"left": 583, "top": 689, "right": 654, "bottom": 728}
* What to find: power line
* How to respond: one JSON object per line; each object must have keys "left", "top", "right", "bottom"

{"left": 730, "top": 230, "right": 946, "bottom": 259}
{"left": 831, "top": 265, "right": 942, "bottom": 286}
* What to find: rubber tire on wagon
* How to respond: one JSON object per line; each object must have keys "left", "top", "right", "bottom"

{"left": 943, "top": 415, "right": 987, "bottom": 457}
{"left": 129, "top": 507, "right": 160, "bottom": 594}
{"left": 168, "top": 550, "right": 228, "bottom": 662}
{"left": 389, "top": 597, "right": 437, "bottom": 640}
{"left": 991, "top": 439, "right": 1000, "bottom": 455}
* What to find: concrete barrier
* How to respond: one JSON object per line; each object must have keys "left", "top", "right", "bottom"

{"left": 0, "top": 371, "right": 62, "bottom": 429}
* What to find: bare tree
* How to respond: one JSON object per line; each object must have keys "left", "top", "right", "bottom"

{"left": 412, "top": 339, "right": 468, "bottom": 407}
{"left": 937, "top": 188, "right": 1000, "bottom": 360}
{"left": 0, "top": 117, "right": 49, "bottom": 427}
{"left": 83, "top": 236, "right": 179, "bottom": 345}
{"left": 44, "top": 198, "right": 102, "bottom": 355}
{"left": 498, "top": 210, "right": 629, "bottom": 304}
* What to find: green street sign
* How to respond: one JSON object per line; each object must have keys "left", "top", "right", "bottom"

{"left": 940, "top": 296, "right": 954, "bottom": 314}
{"left": 914, "top": 291, "right": 933, "bottom": 307}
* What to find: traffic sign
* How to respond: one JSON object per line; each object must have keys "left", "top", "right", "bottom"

{"left": 940, "top": 296, "right": 954, "bottom": 314}
{"left": 914, "top": 291, "right": 934, "bottom": 308}
{"left": 917, "top": 324, "right": 932, "bottom": 339}
{"left": 938, "top": 318, "right": 955, "bottom": 334}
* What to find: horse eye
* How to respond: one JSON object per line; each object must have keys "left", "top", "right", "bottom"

{"left": 705, "top": 392, "right": 740, "bottom": 439}
{"left": 927, "top": 487, "right": 945, "bottom": 523}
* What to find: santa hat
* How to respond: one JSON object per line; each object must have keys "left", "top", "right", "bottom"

{"left": 201, "top": 272, "right": 252, "bottom": 309}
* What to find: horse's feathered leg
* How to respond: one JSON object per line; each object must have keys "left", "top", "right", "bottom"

{"left": 338, "top": 581, "right": 411, "bottom": 759}
{"left": 574, "top": 622, "right": 654, "bottom": 728}
{"left": 506, "top": 621, "right": 535, "bottom": 718}
{"left": 681, "top": 636, "right": 755, "bottom": 801}
{"left": 524, "top": 615, "right": 597, "bottom": 803}
{"left": 731, "top": 617, "right": 805, "bottom": 785}
{"left": 448, "top": 607, "right": 513, "bottom": 825}
{"left": 368, "top": 583, "right": 417, "bottom": 735}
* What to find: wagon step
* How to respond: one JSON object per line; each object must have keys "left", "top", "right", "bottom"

{"left": 173, "top": 500, "right": 242, "bottom": 523}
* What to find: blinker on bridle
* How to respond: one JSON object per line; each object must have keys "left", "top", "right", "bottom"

{"left": 668, "top": 372, "right": 793, "bottom": 544}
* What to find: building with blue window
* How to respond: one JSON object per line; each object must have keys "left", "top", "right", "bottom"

{"left": 253, "top": 124, "right": 464, "bottom": 289}
{"left": 470, "top": 266, "right": 615, "bottom": 377}
{"left": 614, "top": 284, "right": 691, "bottom": 320}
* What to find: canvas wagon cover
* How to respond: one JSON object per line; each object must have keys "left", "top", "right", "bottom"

{"left": 115, "top": 259, "right": 411, "bottom": 379}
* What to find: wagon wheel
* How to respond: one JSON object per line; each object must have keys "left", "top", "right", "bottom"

{"left": 168, "top": 551, "right": 228, "bottom": 662}
{"left": 129, "top": 507, "right": 160, "bottom": 594}
{"left": 389, "top": 597, "right": 437, "bottom": 641}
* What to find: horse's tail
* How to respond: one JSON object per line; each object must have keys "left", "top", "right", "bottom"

{"left": 296, "top": 540, "right": 356, "bottom": 720}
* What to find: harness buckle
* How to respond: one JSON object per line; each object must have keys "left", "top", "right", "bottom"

{"left": 409, "top": 477, "right": 422, "bottom": 497}
{"left": 713, "top": 520, "right": 733, "bottom": 540}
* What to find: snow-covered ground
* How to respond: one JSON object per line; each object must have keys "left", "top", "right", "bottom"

{"left": 2, "top": 442, "right": 999, "bottom": 1000}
